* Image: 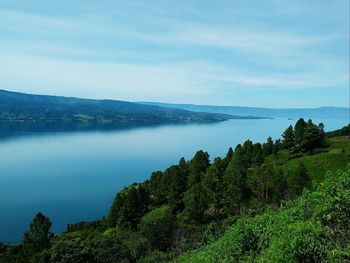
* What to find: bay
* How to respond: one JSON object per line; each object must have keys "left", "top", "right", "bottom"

{"left": 0, "top": 117, "right": 347, "bottom": 243}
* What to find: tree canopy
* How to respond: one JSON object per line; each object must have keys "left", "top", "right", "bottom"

{"left": 23, "top": 212, "right": 52, "bottom": 256}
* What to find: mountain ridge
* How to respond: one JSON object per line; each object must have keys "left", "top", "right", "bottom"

{"left": 139, "top": 102, "right": 349, "bottom": 119}
{"left": 0, "top": 89, "right": 264, "bottom": 125}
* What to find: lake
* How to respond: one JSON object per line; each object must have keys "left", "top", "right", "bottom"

{"left": 0, "top": 117, "right": 348, "bottom": 243}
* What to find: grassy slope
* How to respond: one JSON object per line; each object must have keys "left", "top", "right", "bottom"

{"left": 140, "top": 205, "right": 172, "bottom": 225}
{"left": 276, "top": 136, "right": 350, "bottom": 182}
{"left": 179, "top": 136, "right": 350, "bottom": 262}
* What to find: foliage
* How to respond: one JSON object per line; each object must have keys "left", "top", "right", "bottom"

{"left": 22, "top": 212, "right": 53, "bottom": 256}
{"left": 50, "top": 231, "right": 130, "bottom": 263}
{"left": 301, "top": 120, "right": 326, "bottom": 152}
{"left": 138, "top": 250, "right": 175, "bottom": 263}
{"left": 223, "top": 147, "right": 248, "bottom": 215}
{"left": 282, "top": 125, "right": 295, "bottom": 149}
{"left": 202, "top": 157, "right": 226, "bottom": 218}
{"left": 187, "top": 150, "right": 210, "bottom": 187}
{"left": 180, "top": 168, "right": 350, "bottom": 262}
{"left": 108, "top": 184, "right": 149, "bottom": 229}
{"left": 326, "top": 124, "right": 350, "bottom": 138}
{"left": 182, "top": 184, "right": 209, "bottom": 225}
{"left": 67, "top": 219, "right": 106, "bottom": 233}
{"left": 294, "top": 117, "right": 306, "bottom": 147}
{"left": 281, "top": 136, "right": 350, "bottom": 182}
{"left": 140, "top": 205, "right": 177, "bottom": 251}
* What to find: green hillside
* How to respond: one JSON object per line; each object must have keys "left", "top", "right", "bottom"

{"left": 179, "top": 133, "right": 350, "bottom": 262}
{"left": 268, "top": 136, "right": 350, "bottom": 182}
{"left": 180, "top": 167, "right": 350, "bottom": 262}
{"left": 179, "top": 132, "right": 350, "bottom": 262}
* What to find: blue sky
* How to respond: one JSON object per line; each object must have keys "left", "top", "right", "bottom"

{"left": 0, "top": 0, "right": 349, "bottom": 107}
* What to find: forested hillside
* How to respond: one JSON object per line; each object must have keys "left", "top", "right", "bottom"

{"left": 1, "top": 120, "right": 349, "bottom": 263}
{"left": 181, "top": 167, "right": 350, "bottom": 262}
{"left": 0, "top": 90, "right": 237, "bottom": 125}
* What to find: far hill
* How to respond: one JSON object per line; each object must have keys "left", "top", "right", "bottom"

{"left": 140, "top": 102, "right": 349, "bottom": 119}
{"left": 0, "top": 90, "right": 260, "bottom": 126}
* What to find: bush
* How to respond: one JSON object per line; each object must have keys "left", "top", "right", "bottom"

{"left": 50, "top": 231, "right": 130, "bottom": 263}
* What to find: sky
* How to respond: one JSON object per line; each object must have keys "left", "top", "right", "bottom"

{"left": 0, "top": 0, "right": 349, "bottom": 108}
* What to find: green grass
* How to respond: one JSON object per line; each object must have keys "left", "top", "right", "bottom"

{"left": 266, "top": 136, "right": 350, "bottom": 183}
{"left": 140, "top": 205, "right": 171, "bottom": 225}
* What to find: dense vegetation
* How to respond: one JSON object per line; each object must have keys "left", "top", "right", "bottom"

{"left": 1, "top": 119, "right": 349, "bottom": 263}
{"left": 181, "top": 167, "right": 350, "bottom": 262}
{"left": 0, "top": 90, "right": 251, "bottom": 125}
{"left": 326, "top": 124, "right": 350, "bottom": 138}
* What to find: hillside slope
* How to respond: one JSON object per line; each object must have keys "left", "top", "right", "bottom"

{"left": 0, "top": 90, "right": 237, "bottom": 125}
{"left": 179, "top": 167, "right": 350, "bottom": 262}
{"left": 269, "top": 136, "right": 350, "bottom": 182}
{"left": 177, "top": 135, "right": 350, "bottom": 262}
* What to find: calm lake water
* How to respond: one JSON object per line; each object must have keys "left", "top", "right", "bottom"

{"left": 0, "top": 118, "right": 348, "bottom": 243}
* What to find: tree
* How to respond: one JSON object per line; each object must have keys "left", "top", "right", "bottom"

{"left": 187, "top": 150, "right": 210, "bottom": 187}
{"left": 22, "top": 212, "right": 52, "bottom": 255}
{"left": 202, "top": 157, "right": 225, "bottom": 216}
{"left": 166, "top": 164, "right": 187, "bottom": 210}
{"left": 282, "top": 125, "right": 295, "bottom": 149}
{"left": 140, "top": 206, "right": 177, "bottom": 251}
{"left": 108, "top": 185, "right": 149, "bottom": 229}
{"left": 223, "top": 147, "right": 234, "bottom": 166}
{"left": 242, "top": 140, "right": 254, "bottom": 167}
{"left": 318, "top": 122, "right": 326, "bottom": 145}
{"left": 273, "top": 139, "right": 281, "bottom": 156}
{"left": 146, "top": 171, "right": 168, "bottom": 205}
{"left": 252, "top": 143, "right": 264, "bottom": 166}
{"left": 182, "top": 184, "right": 209, "bottom": 224}
{"left": 263, "top": 137, "right": 274, "bottom": 156}
{"left": 248, "top": 161, "right": 278, "bottom": 204}
{"left": 178, "top": 157, "right": 189, "bottom": 182}
{"left": 294, "top": 118, "right": 306, "bottom": 148}
{"left": 223, "top": 146, "right": 248, "bottom": 215}
{"left": 285, "top": 163, "right": 310, "bottom": 198}
{"left": 301, "top": 120, "right": 325, "bottom": 152}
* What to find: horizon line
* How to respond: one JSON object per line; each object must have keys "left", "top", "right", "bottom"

{"left": 1, "top": 88, "right": 349, "bottom": 110}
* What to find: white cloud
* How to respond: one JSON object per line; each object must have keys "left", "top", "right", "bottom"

{"left": 0, "top": 52, "right": 202, "bottom": 101}
{"left": 0, "top": 2, "right": 348, "bottom": 107}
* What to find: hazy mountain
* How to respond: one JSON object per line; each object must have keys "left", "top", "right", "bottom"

{"left": 140, "top": 102, "right": 349, "bottom": 120}
{"left": 0, "top": 90, "right": 259, "bottom": 126}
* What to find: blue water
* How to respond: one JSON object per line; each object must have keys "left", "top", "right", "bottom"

{"left": 0, "top": 118, "right": 348, "bottom": 243}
